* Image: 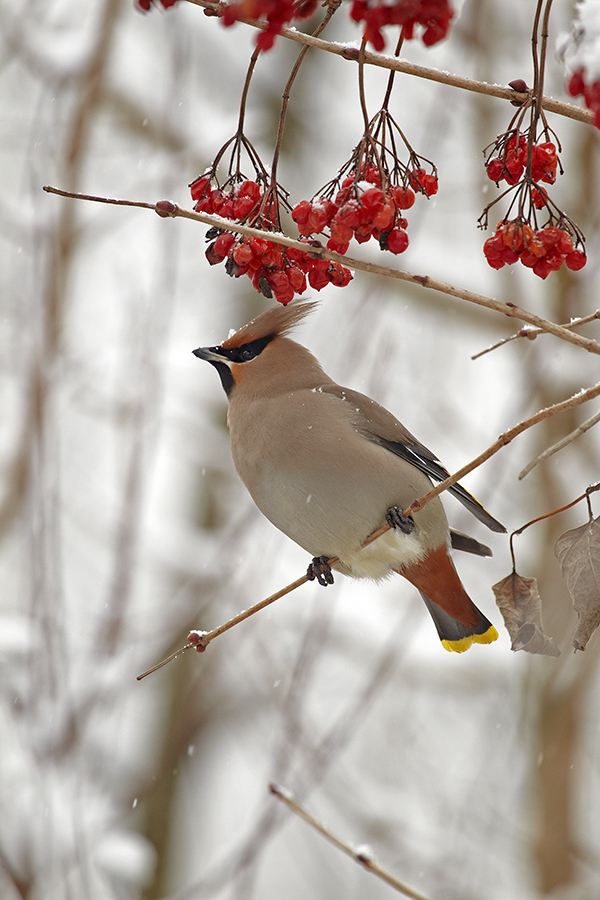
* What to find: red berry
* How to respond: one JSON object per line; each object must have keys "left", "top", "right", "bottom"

{"left": 538, "top": 226, "right": 562, "bottom": 249}
{"left": 262, "top": 244, "right": 284, "bottom": 269}
{"left": 190, "top": 175, "right": 211, "bottom": 202}
{"left": 287, "top": 266, "right": 307, "bottom": 292}
{"left": 213, "top": 231, "right": 235, "bottom": 257}
{"left": 519, "top": 250, "right": 538, "bottom": 268}
{"left": 501, "top": 246, "right": 520, "bottom": 264}
{"left": 335, "top": 203, "right": 360, "bottom": 230}
{"left": 386, "top": 228, "right": 409, "bottom": 254}
{"left": 360, "top": 187, "right": 386, "bottom": 212}
{"left": 565, "top": 249, "right": 587, "bottom": 271}
{"left": 238, "top": 180, "right": 261, "bottom": 201}
{"left": 327, "top": 262, "right": 352, "bottom": 287}
{"left": 533, "top": 258, "right": 552, "bottom": 279}
{"left": 391, "top": 186, "right": 415, "bottom": 209}
{"left": 268, "top": 271, "right": 294, "bottom": 305}
{"left": 307, "top": 202, "right": 333, "bottom": 233}
{"left": 330, "top": 220, "right": 354, "bottom": 244}
{"left": 354, "top": 225, "right": 374, "bottom": 243}
{"left": 486, "top": 159, "right": 504, "bottom": 182}
{"left": 248, "top": 236, "right": 270, "bottom": 257}
{"left": 372, "top": 200, "right": 395, "bottom": 230}
{"left": 483, "top": 234, "right": 504, "bottom": 262}
{"left": 232, "top": 241, "right": 253, "bottom": 266}
{"left": 327, "top": 238, "right": 350, "bottom": 254}
{"left": 411, "top": 167, "right": 438, "bottom": 196}
{"left": 567, "top": 69, "right": 585, "bottom": 97}
{"left": 308, "top": 266, "right": 330, "bottom": 291}
{"left": 292, "top": 200, "right": 313, "bottom": 234}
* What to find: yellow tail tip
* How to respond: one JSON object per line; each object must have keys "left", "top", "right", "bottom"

{"left": 441, "top": 625, "right": 499, "bottom": 654}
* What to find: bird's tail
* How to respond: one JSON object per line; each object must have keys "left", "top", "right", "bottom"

{"left": 395, "top": 543, "right": 498, "bottom": 653}
{"left": 419, "top": 593, "right": 497, "bottom": 653}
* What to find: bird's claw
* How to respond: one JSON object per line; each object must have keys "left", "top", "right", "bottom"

{"left": 386, "top": 506, "right": 415, "bottom": 534}
{"left": 307, "top": 556, "right": 334, "bottom": 587}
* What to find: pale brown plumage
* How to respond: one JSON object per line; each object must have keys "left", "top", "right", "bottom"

{"left": 193, "top": 300, "right": 504, "bottom": 652}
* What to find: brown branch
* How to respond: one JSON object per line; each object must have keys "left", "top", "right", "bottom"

{"left": 471, "top": 310, "right": 600, "bottom": 360}
{"left": 269, "top": 784, "right": 433, "bottom": 900}
{"left": 518, "top": 409, "right": 600, "bottom": 479}
{"left": 42, "top": 187, "right": 600, "bottom": 357}
{"left": 136, "top": 516, "right": 391, "bottom": 679}
{"left": 187, "top": 0, "right": 593, "bottom": 126}
{"left": 408, "top": 379, "right": 600, "bottom": 517}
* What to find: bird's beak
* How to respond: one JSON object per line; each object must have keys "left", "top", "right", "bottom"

{"left": 192, "top": 345, "right": 225, "bottom": 362}
{"left": 192, "top": 345, "right": 235, "bottom": 394}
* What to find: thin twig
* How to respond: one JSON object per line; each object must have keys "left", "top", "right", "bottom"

{"left": 471, "top": 310, "right": 600, "bottom": 359}
{"left": 187, "top": 0, "right": 593, "bottom": 126}
{"left": 508, "top": 482, "right": 600, "bottom": 566}
{"left": 42, "top": 187, "right": 600, "bottom": 357}
{"left": 269, "top": 784, "right": 433, "bottom": 900}
{"left": 137, "top": 518, "right": 392, "bottom": 679}
{"left": 518, "top": 409, "right": 600, "bottom": 479}
{"left": 409, "top": 380, "right": 600, "bottom": 517}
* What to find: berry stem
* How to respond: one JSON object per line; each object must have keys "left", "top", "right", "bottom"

{"left": 269, "top": 0, "right": 342, "bottom": 229}
{"left": 236, "top": 48, "right": 261, "bottom": 148}
{"left": 380, "top": 33, "right": 404, "bottom": 112}
{"left": 524, "top": 0, "right": 553, "bottom": 187}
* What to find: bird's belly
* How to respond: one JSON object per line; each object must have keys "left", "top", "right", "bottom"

{"left": 250, "top": 468, "right": 431, "bottom": 580}
{"left": 229, "top": 394, "right": 448, "bottom": 580}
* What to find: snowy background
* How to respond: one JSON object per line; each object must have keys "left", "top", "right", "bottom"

{"left": 1, "top": 0, "right": 599, "bottom": 898}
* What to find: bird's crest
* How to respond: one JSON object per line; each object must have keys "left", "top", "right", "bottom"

{"left": 221, "top": 300, "right": 319, "bottom": 349}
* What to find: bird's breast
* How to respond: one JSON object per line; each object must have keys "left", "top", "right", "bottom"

{"left": 227, "top": 389, "right": 448, "bottom": 578}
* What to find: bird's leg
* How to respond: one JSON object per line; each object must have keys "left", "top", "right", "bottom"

{"left": 306, "top": 556, "right": 334, "bottom": 587}
{"left": 386, "top": 506, "right": 415, "bottom": 535}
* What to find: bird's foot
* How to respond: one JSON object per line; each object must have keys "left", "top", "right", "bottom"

{"left": 386, "top": 506, "right": 415, "bottom": 535}
{"left": 307, "top": 556, "right": 334, "bottom": 587}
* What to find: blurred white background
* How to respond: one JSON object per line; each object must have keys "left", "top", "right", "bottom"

{"left": 1, "top": 0, "right": 599, "bottom": 898}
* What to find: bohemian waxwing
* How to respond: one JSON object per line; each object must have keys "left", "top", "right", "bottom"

{"left": 193, "top": 300, "right": 505, "bottom": 652}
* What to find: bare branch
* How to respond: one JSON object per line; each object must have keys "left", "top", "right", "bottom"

{"left": 269, "top": 784, "right": 433, "bottom": 900}
{"left": 136, "top": 516, "right": 392, "bottom": 678}
{"left": 519, "top": 409, "right": 600, "bottom": 479}
{"left": 187, "top": 0, "right": 593, "bottom": 126}
{"left": 42, "top": 187, "right": 600, "bottom": 357}
{"left": 409, "top": 380, "right": 600, "bottom": 517}
{"left": 472, "top": 310, "right": 600, "bottom": 359}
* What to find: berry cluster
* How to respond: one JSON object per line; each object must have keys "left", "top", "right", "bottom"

{"left": 483, "top": 221, "right": 586, "bottom": 279}
{"left": 486, "top": 132, "right": 558, "bottom": 186}
{"left": 292, "top": 164, "right": 437, "bottom": 256}
{"left": 191, "top": 176, "right": 271, "bottom": 225}
{"left": 221, "top": 0, "right": 317, "bottom": 50}
{"left": 567, "top": 68, "right": 600, "bottom": 129}
{"left": 191, "top": 175, "right": 352, "bottom": 304}
{"left": 206, "top": 232, "right": 352, "bottom": 304}
{"left": 349, "top": 0, "right": 453, "bottom": 51}
{"left": 480, "top": 122, "right": 587, "bottom": 278}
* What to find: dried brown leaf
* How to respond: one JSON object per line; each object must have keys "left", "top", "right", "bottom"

{"left": 492, "top": 572, "right": 561, "bottom": 656}
{"left": 554, "top": 517, "right": 600, "bottom": 651}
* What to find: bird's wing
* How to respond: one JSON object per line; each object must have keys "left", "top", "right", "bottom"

{"left": 320, "top": 383, "right": 506, "bottom": 534}
{"left": 449, "top": 530, "right": 492, "bottom": 556}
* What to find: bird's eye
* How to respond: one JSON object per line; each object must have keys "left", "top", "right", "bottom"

{"left": 240, "top": 347, "right": 256, "bottom": 362}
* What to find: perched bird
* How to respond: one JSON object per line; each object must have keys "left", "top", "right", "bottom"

{"left": 193, "top": 300, "right": 505, "bottom": 653}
